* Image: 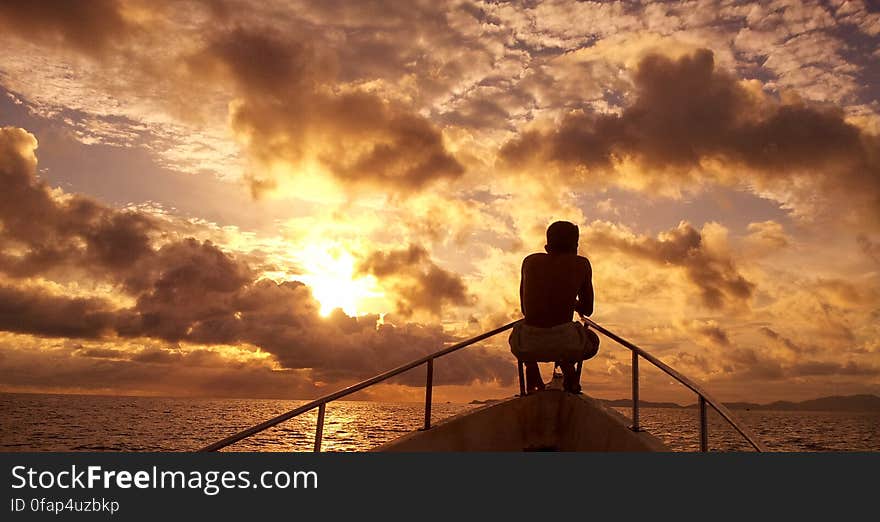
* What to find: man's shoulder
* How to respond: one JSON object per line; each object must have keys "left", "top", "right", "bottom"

{"left": 522, "top": 252, "right": 547, "bottom": 264}
{"left": 577, "top": 254, "right": 592, "bottom": 271}
{"left": 523, "top": 252, "right": 590, "bottom": 269}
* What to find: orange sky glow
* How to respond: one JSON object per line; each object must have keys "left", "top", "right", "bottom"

{"left": 0, "top": 0, "right": 878, "bottom": 405}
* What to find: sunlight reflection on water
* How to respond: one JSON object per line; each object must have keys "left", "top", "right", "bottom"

{"left": 1, "top": 393, "right": 877, "bottom": 452}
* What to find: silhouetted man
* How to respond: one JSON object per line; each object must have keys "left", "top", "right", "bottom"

{"left": 509, "top": 221, "right": 599, "bottom": 393}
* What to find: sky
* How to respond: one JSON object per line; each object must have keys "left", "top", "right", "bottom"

{"left": 0, "top": 0, "right": 878, "bottom": 405}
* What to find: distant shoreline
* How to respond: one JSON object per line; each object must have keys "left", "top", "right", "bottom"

{"left": 470, "top": 394, "right": 880, "bottom": 412}
{"left": 4, "top": 390, "right": 879, "bottom": 412}
{"left": 597, "top": 394, "right": 880, "bottom": 412}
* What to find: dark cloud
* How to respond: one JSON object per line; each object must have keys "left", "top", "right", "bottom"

{"left": 722, "top": 348, "right": 784, "bottom": 380}
{"left": 118, "top": 238, "right": 255, "bottom": 341}
{"left": 0, "top": 126, "right": 509, "bottom": 388}
{"left": 357, "top": 244, "right": 470, "bottom": 317}
{"left": 0, "top": 285, "right": 120, "bottom": 339}
{"left": 130, "top": 348, "right": 184, "bottom": 365}
{"left": 294, "top": 0, "right": 505, "bottom": 105}
{"left": 723, "top": 346, "right": 879, "bottom": 381}
{"left": 759, "top": 327, "right": 822, "bottom": 356}
{"left": 188, "top": 27, "right": 464, "bottom": 196}
{"left": 857, "top": 234, "right": 880, "bottom": 264}
{"left": 584, "top": 221, "right": 753, "bottom": 309}
{"left": 669, "top": 351, "right": 713, "bottom": 373}
{"left": 695, "top": 323, "right": 730, "bottom": 347}
{"left": 760, "top": 327, "right": 798, "bottom": 350}
{"left": 820, "top": 278, "right": 876, "bottom": 305}
{"left": 0, "top": 126, "right": 158, "bottom": 283}
{"left": 0, "top": 341, "right": 321, "bottom": 399}
{"left": 500, "top": 48, "right": 880, "bottom": 225}
{"left": 439, "top": 96, "right": 513, "bottom": 129}
{"left": 788, "top": 361, "right": 880, "bottom": 377}
{"left": 74, "top": 347, "right": 126, "bottom": 359}
{"left": 0, "top": 271, "right": 510, "bottom": 387}
{"left": 0, "top": 0, "right": 131, "bottom": 55}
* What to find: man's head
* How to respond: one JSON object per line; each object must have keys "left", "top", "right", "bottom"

{"left": 545, "top": 221, "right": 579, "bottom": 254}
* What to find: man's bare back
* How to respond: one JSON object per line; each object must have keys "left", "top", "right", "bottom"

{"left": 520, "top": 252, "right": 593, "bottom": 327}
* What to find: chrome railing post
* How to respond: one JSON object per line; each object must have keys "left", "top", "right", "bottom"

{"left": 699, "top": 396, "right": 708, "bottom": 452}
{"left": 423, "top": 359, "right": 433, "bottom": 430}
{"left": 314, "top": 403, "right": 326, "bottom": 452}
{"left": 631, "top": 351, "right": 640, "bottom": 431}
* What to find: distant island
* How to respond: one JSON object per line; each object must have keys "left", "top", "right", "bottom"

{"left": 471, "top": 394, "right": 880, "bottom": 412}
{"left": 598, "top": 398, "right": 686, "bottom": 409}
{"left": 598, "top": 394, "right": 880, "bottom": 412}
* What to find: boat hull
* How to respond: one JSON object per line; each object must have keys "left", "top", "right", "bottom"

{"left": 375, "top": 390, "right": 669, "bottom": 452}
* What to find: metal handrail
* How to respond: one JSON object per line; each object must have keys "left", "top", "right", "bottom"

{"left": 198, "top": 319, "right": 523, "bottom": 451}
{"left": 581, "top": 317, "right": 767, "bottom": 452}
{"left": 199, "top": 316, "right": 767, "bottom": 453}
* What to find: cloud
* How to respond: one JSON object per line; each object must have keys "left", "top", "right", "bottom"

{"left": 118, "top": 238, "right": 257, "bottom": 341}
{"left": 759, "top": 326, "right": 819, "bottom": 356}
{"left": 723, "top": 347, "right": 785, "bottom": 380}
{"left": 722, "top": 346, "right": 879, "bottom": 381}
{"left": 0, "top": 125, "right": 511, "bottom": 388}
{"left": 0, "top": 334, "right": 322, "bottom": 399}
{"left": 439, "top": 95, "right": 514, "bottom": 130}
{"left": 857, "top": 234, "right": 880, "bottom": 264}
{"left": 74, "top": 346, "right": 126, "bottom": 359}
{"left": 690, "top": 320, "right": 731, "bottom": 346}
{"left": 583, "top": 220, "right": 753, "bottom": 309}
{"left": 812, "top": 278, "right": 878, "bottom": 309}
{"left": 745, "top": 220, "right": 789, "bottom": 250}
{"left": 357, "top": 244, "right": 470, "bottom": 317}
{"left": 188, "top": 27, "right": 464, "bottom": 196}
{"left": 0, "top": 126, "right": 157, "bottom": 284}
{"left": 788, "top": 360, "right": 880, "bottom": 377}
{"left": 0, "top": 285, "right": 120, "bottom": 339}
{"left": 500, "top": 48, "right": 880, "bottom": 227}
{"left": 0, "top": 0, "right": 132, "bottom": 56}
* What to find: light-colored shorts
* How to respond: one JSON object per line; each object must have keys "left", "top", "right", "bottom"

{"left": 509, "top": 321, "right": 600, "bottom": 363}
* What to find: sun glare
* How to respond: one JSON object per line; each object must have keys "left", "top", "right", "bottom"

{"left": 296, "top": 246, "right": 383, "bottom": 317}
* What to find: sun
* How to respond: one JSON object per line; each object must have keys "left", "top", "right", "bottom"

{"left": 295, "top": 246, "right": 383, "bottom": 317}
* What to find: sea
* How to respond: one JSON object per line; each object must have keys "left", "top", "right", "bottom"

{"left": 1, "top": 392, "right": 877, "bottom": 452}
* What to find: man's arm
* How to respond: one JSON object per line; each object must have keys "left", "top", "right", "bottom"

{"left": 519, "top": 260, "right": 526, "bottom": 316}
{"left": 575, "top": 258, "right": 593, "bottom": 317}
